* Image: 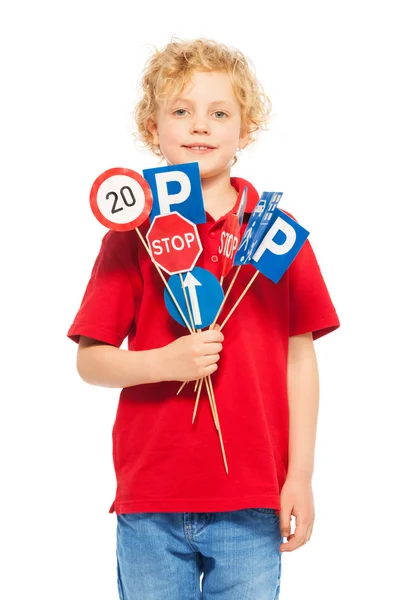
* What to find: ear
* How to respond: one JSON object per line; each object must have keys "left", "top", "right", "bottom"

{"left": 238, "top": 129, "right": 250, "bottom": 150}
{"left": 147, "top": 118, "right": 159, "bottom": 146}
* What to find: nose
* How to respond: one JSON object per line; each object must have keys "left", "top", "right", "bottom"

{"left": 190, "top": 113, "right": 210, "bottom": 135}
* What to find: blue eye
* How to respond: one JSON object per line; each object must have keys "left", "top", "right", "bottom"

{"left": 173, "top": 109, "right": 188, "bottom": 116}
{"left": 214, "top": 111, "right": 228, "bottom": 119}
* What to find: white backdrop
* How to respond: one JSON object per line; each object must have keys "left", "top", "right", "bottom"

{"left": 1, "top": 0, "right": 399, "bottom": 598}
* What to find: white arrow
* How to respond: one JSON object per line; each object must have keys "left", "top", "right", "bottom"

{"left": 183, "top": 272, "right": 202, "bottom": 326}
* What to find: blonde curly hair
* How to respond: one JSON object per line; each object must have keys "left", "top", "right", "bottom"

{"left": 133, "top": 37, "right": 274, "bottom": 166}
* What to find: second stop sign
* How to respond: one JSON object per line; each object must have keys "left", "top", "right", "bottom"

{"left": 146, "top": 212, "right": 203, "bottom": 275}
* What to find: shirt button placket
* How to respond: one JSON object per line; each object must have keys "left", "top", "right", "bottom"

{"left": 207, "top": 227, "right": 220, "bottom": 270}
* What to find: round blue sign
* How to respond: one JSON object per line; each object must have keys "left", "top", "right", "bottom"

{"left": 164, "top": 267, "right": 224, "bottom": 329}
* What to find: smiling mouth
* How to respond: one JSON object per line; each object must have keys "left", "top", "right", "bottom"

{"left": 183, "top": 145, "right": 216, "bottom": 152}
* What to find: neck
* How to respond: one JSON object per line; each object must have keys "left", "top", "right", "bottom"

{"left": 201, "top": 169, "right": 238, "bottom": 221}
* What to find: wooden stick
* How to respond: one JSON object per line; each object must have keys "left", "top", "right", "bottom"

{"left": 190, "top": 266, "right": 240, "bottom": 418}
{"left": 205, "top": 375, "right": 228, "bottom": 474}
{"left": 205, "top": 375, "right": 218, "bottom": 428}
{"left": 192, "top": 377, "right": 203, "bottom": 423}
{"left": 137, "top": 231, "right": 200, "bottom": 401}
{"left": 219, "top": 270, "right": 259, "bottom": 332}
{"left": 190, "top": 267, "right": 239, "bottom": 419}
{"left": 176, "top": 379, "right": 196, "bottom": 395}
{"left": 136, "top": 228, "right": 226, "bottom": 470}
{"left": 176, "top": 330, "right": 202, "bottom": 395}
{"left": 210, "top": 265, "right": 241, "bottom": 329}
{"left": 176, "top": 380, "right": 186, "bottom": 395}
{"left": 136, "top": 229, "right": 194, "bottom": 333}
{"left": 174, "top": 272, "right": 219, "bottom": 434}
{"left": 194, "top": 326, "right": 219, "bottom": 430}
{"left": 179, "top": 272, "right": 195, "bottom": 332}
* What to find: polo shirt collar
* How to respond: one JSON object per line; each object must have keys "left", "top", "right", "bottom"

{"left": 204, "top": 176, "right": 260, "bottom": 226}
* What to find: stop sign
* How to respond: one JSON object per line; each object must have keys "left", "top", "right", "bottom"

{"left": 146, "top": 212, "right": 203, "bottom": 275}
{"left": 218, "top": 213, "right": 240, "bottom": 277}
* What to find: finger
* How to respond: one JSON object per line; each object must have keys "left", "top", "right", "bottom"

{"left": 305, "top": 523, "right": 313, "bottom": 543}
{"left": 203, "top": 363, "right": 218, "bottom": 376}
{"left": 280, "top": 514, "right": 292, "bottom": 539}
{"left": 281, "top": 522, "right": 308, "bottom": 552}
{"left": 203, "top": 342, "right": 223, "bottom": 355}
{"left": 202, "top": 329, "right": 224, "bottom": 342}
{"left": 202, "top": 354, "right": 220, "bottom": 367}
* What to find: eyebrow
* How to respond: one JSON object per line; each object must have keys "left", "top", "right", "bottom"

{"left": 170, "top": 98, "right": 233, "bottom": 107}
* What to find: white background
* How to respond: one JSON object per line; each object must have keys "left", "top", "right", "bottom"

{"left": 1, "top": 0, "right": 399, "bottom": 598}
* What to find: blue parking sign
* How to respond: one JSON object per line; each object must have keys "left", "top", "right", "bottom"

{"left": 250, "top": 210, "right": 309, "bottom": 283}
{"left": 143, "top": 162, "right": 206, "bottom": 224}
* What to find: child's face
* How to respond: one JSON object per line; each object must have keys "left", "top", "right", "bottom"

{"left": 148, "top": 70, "right": 248, "bottom": 178}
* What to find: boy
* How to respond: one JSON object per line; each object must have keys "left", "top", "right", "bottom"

{"left": 67, "top": 38, "right": 340, "bottom": 599}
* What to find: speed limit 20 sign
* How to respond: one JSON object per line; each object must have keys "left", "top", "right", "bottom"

{"left": 89, "top": 167, "right": 153, "bottom": 231}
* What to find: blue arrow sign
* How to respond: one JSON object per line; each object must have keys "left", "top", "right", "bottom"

{"left": 164, "top": 267, "right": 224, "bottom": 329}
{"left": 143, "top": 162, "right": 206, "bottom": 225}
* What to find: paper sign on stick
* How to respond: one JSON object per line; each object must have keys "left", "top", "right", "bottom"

{"left": 164, "top": 267, "right": 224, "bottom": 329}
{"left": 143, "top": 162, "right": 206, "bottom": 225}
{"left": 250, "top": 210, "right": 309, "bottom": 283}
{"left": 89, "top": 168, "right": 152, "bottom": 231}
{"left": 234, "top": 191, "right": 282, "bottom": 266}
{"left": 146, "top": 212, "right": 203, "bottom": 275}
{"left": 236, "top": 186, "right": 248, "bottom": 227}
{"left": 248, "top": 192, "right": 282, "bottom": 258}
{"left": 218, "top": 213, "right": 241, "bottom": 277}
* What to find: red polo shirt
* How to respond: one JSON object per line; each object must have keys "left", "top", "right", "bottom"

{"left": 67, "top": 176, "right": 340, "bottom": 514}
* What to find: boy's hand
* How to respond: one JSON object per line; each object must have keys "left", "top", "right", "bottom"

{"left": 159, "top": 328, "right": 224, "bottom": 382}
{"left": 279, "top": 477, "right": 315, "bottom": 552}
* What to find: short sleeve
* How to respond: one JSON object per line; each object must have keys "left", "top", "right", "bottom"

{"left": 67, "top": 231, "right": 137, "bottom": 348}
{"left": 288, "top": 237, "right": 340, "bottom": 341}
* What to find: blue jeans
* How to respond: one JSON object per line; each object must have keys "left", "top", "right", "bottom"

{"left": 116, "top": 509, "right": 283, "bottom": 599}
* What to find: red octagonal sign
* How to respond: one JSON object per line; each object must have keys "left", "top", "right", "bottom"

{"left": 146, "top": 212, "right": 203, "bottom": 275}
